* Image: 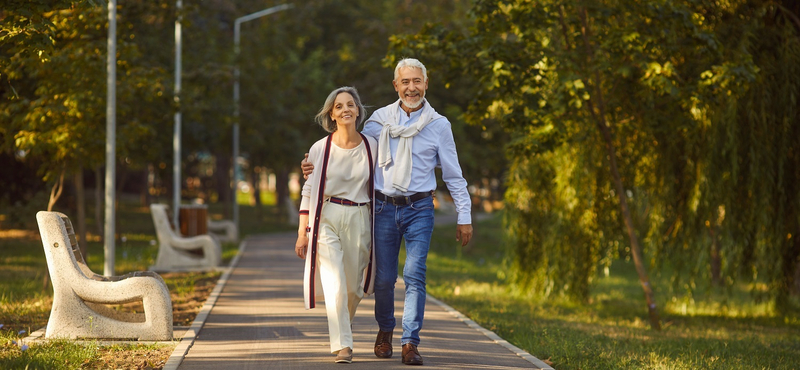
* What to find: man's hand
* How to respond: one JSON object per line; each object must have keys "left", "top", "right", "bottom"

{"left": 301, "top": 153, "right": 314, "bottom": 180}
{"left": 456, "top": 224, "right": 473, "bottom": 247}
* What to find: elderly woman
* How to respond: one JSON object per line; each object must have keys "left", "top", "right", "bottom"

{"left": 295, "top": 86, "right": 377, "bottom": 364}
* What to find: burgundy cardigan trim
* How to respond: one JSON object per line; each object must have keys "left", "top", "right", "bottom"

{"left": 359, "top": 132, "right": 375, "bottom": 293}
{"left": 308, "top": 134, "right": 333, "bottom": 308}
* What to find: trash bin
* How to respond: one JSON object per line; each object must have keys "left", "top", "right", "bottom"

{"left": 179, "top": 205, "right": 208, "bottom": 236}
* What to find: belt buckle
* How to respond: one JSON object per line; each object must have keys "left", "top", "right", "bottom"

{"left": 404, "top": 196, "right": 411, "bottom": 205}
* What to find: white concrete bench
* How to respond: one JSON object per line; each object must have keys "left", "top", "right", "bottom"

{"left": 207, "top": 218, "right": 238, "bottom": 243}
{"left": 36, "top": 211, "right": 173, "bottom": 341}
{"left": 150, "top": 203, "right": 221, "bottom": 271}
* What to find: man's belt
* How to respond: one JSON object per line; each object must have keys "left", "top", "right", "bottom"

{"left": 375, "top": 191, "right": 434, "bottom": 206}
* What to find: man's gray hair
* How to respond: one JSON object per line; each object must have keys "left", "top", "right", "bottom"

{"left": 394, "top": 58, "right": 428, "bottom": 82}
{"left": 315, "top": 86, "right": 367, "bottom": 133}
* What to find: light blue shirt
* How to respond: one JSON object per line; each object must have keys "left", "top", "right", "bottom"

{"left": 363, "top": 104, "right": 472, "bottom": 225}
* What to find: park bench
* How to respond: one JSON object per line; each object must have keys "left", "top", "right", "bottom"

{"left": 150, "top": 203, "right": 221, "bottom": 271}
{"left": 207, "top": 218, "right": 238, "bottom": 243}
{"left": 36, "top": 211, "right": 173, "bottom": 341}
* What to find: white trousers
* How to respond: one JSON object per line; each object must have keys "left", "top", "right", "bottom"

{"left": 317, "top": 201, "right": 371, "bottom": 353}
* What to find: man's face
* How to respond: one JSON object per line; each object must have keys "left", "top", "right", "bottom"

{"left": 393, "top": 67, "right": 428, "bottom": 110}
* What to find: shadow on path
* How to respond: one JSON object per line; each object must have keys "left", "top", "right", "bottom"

{"left": 176, "top": 233, "right": 546, "bottom": 369}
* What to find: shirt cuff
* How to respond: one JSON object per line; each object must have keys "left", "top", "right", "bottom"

{"left": 457, "top": 212, "right": 472, "bottom": 225}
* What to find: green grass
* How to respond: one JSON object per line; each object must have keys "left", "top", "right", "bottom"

{"left": 1, "top": 330, "right": 172, "bottom": 370}
{"left": 408, "top": 212, "right": 800, "bottom": 369}
{"left": 1, "top": 332, "right": 98, "bottom": 370}
{"left": 0, "top": 197, "right": 293, "bottom": 369}
{"left": 236, "top": 189, "right": 279, "bottom": 206}
{"left": 7, "top": 196, "right": 800, "bottom": 369}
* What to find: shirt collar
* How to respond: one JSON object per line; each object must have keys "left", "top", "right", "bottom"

{"left": 397, "top": 103, "right": 425, "bottom": 124}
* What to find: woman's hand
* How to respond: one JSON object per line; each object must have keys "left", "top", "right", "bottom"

{"left": 295, "top": 235, "right": 309, "bottom": 259}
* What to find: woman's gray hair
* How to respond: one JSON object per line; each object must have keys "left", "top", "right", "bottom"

{"left": 315, "top": 86, "right": 367, "bottom": 133}
{"left": 393, "top": 58, "right": 428, "bottom": 82}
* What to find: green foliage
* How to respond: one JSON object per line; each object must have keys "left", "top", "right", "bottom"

{"left": 391, "top": 0, "right": 800, "bottom": 311}
{"left": 0, "top": 0, "right": 90, "bottom": 74}
{"left": 1, "top": 2, "right": 171, "bottom": 189}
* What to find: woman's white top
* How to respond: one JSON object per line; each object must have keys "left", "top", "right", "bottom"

{"left": 324, "top": 141, "right": 370, "bottom": 203}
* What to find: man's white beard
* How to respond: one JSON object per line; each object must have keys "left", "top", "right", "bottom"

{"left": 402, "top": 91, "right": 425, "bottom": 109}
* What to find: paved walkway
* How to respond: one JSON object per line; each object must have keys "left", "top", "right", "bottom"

{"left": 168, "top": 231, "right": 552, "bottom": 369}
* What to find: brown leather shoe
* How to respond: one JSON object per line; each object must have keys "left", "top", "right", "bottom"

{"left": 374, "top": 330, "right": 393, "bottom": 358}
{"left": 401, "top": 343, "right": 423, "bottom": 365}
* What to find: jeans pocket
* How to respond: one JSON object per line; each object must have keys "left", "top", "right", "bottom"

{"left": 375, "top": 200, "right": 386, "bottom": 214}
{"left": 410, "top": 197, "right": 434, "bottom": 211}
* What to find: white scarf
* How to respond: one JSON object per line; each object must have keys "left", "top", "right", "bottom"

{"left": 366, "top": 99, "right": 441, "bottom": 192}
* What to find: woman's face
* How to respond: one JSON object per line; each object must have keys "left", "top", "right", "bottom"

{"left": 330, "top": 92, "right": 358, "bottom": 127}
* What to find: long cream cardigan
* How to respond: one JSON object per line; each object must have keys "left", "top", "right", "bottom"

{"left": 300, "top": 133, "right": 377, "bottom": 309}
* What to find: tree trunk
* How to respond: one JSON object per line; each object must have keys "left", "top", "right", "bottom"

{"left": 215, "top": 150, "right": 231, "bottom": 218}
{"left": 777, "top": 230, "right": 800, "bottom": 312}
{"left": 276, "top": 167, "right": 290, "bottom": 222}
{"left": 44, "top": 168, "right": 66, "bottom": 290}
{"left": 579, "top": 6, "right": 661, "bottom": 330}
{"left": 116, "top": 163, "right": 129, "bottom": 204}
{"left": 253, "top": 165, "right": 263, "bottom": 219}
{"left": 140, "top": 166, "right": 150, "bottom": 207}
{"left": 74, "top": 170, "right": 88, "bottom": 258}
{"left": 709, "top": 226, "right": 722, "bottom": 287}
{"left": 94, "top": 166, "right": 103, "bottom": 240}
{"left": 597, "top": 122, "right": 662, "bottom": 330}
{"left": 47, "top": 169, "right": 65, "bottom": 212}
{"left": 249, "top": 164, "right": 257, "bottom": 206}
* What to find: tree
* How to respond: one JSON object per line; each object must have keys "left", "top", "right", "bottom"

{"left": 389, "top": 0, "right": 800, "bottom": 328}
{"left": 0, "top": 0, "right": 98, "bottom": 78}
{"left": 686, "top": 0, "right": 800, "bottom": 311}
{"left": 1, "top": 2, "right": 170, "bottom": 240}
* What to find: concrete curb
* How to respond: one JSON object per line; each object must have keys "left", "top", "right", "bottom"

{"left": 426, "top": 294, "right": 554, "bottom": 370}
{"left": 162, "top": 238, "right": 248, "bottom": 370}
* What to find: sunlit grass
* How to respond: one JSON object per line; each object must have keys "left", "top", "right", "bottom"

{"left": 1, "top": 331, "right": 99, "bottom": 370}
{"left": 410, "top": 211, "right": 800, "bottom": 369}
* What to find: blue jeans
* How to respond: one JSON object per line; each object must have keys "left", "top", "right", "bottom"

{"left": 373, "top": 195, "right": 435, "bottom": 347}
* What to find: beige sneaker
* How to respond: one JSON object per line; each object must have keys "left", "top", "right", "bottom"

{"left": 335, "top": 347, "right": 353, "bottom": 364}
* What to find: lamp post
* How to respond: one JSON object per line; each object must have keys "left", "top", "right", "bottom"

{"left": 104, "top": 0, "right": 117, "bottom": 276}
{"left": 173, "top": 0, "right": 183, "bottom": 227}
{"left": 232, "top": 3, "right": 293, "bottom": 232}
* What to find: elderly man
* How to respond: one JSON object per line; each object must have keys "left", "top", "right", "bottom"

{"left": 303, "top": 58, "right": 472, "bottom": 366}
